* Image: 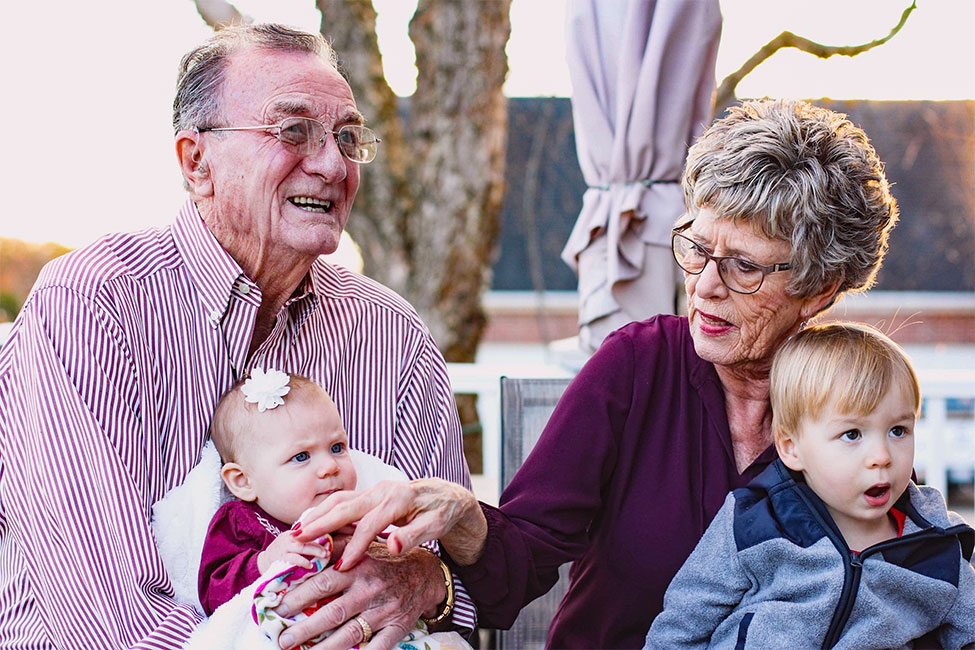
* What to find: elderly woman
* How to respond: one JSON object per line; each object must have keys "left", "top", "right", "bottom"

{"left": 288, "top": 99, "right": 898, "bottom": 649}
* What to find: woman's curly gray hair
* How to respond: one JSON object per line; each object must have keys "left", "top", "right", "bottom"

{"left": 682, "top": 99, "right": 898, "bottom": 300}
{"left": 172, "top": 23, "right": 339, "bottom": 134}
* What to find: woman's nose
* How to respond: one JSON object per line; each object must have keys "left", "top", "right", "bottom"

{"left": 691, "top": 258, "right": 728, "bottom": 299}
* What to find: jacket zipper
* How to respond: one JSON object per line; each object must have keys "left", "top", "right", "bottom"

{"left": 784, "top": 484, "right": 858, "bottom": 649}
{"left": 791, "top": 480, "right": 944, "bottom": 648}
{"left": 821, "top": 526, "right": 964, "bottom": 647}
{"left": 822, "top": 550, "right": 862, "bottom": 648}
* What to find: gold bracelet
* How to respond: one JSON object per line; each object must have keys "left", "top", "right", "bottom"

{"left": 420, "top": 558, "right": 455, "bottom": 626}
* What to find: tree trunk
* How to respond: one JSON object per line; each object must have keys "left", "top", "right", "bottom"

{"left": 317, "top": 1, "right": 416, "bottom": 292}
{"left": 318, "top": 0, "right": 511, "bottom": 363}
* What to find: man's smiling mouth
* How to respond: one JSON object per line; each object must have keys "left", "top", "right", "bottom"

{"left": 289, "top": 196, "right": 333, "bottom": 213}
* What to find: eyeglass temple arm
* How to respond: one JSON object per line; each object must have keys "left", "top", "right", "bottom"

{"left": 196, "top": 125, "right": 275, "bottom": 134}
{"left": 195, "top": 123, "right": 380, "bottom": 147}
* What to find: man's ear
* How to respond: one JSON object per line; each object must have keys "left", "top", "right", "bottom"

{"left": 800, "top": 278, "right": 843, "bottom": 320}
{"left": 221, "top": 462, "right": 257, "bottom": 502}
{"left": 774, "top": 432, "right": 805, "bottom": 472}
{"left": 175, "top": 129, "right": 213, "bottom": 198}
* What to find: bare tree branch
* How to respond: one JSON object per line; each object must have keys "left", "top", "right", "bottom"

{"left": 714, "top": 1, "right": 916, "bottom": 110}
{"left": 192, "top": 0, "right": 249, "bottom": 30}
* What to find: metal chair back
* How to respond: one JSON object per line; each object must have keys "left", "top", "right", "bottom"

{"left": 495, "top": 377, "right": 572, "bottom": 650}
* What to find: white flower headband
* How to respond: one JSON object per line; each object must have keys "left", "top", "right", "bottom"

{"left": 241, "top": 368, "right": 291, "bottom": 412}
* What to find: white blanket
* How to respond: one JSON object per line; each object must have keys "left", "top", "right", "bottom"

{"left": 151, "top": 442, "right": 470, "bottom": 650}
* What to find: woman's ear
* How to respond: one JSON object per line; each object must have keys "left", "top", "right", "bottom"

{"left": 175, "top": 130, "right": 213, "bottom": 198}
{"left": 800, "top": 279, "right": 843, "bottom": 320}
{"left": 221, "top": 462, "right": 257, "bottom": 502}
{"left": 774, "top": 433, "right": 805, "bottom": 472}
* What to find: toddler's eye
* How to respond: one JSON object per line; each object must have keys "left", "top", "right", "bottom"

{"left": 292, "top": 451, "right": 310, "bottom": 463}
{"left": 889, "top": 426, "right": 908, "bottom": 438}
{"left": 840, "top": 429, "right": 861, "bottom": 442}
{"left": 330, "top": 442, "right": 345, "bottom": 454}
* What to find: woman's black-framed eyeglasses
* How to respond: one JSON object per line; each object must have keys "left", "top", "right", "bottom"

{"left": 671, "top": 220, "right": 791, "bottom": 295}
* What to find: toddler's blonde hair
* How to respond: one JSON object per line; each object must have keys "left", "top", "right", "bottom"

{"left": 771, "top": 322, "right": 920, "bottom": 444}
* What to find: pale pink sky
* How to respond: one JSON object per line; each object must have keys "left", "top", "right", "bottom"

{"left": 2, "top": 0, "right": 970, "bottom": 247}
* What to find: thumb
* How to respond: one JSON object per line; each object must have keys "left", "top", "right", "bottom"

{"left": 384, "top": 516, "right": 437, "bottom": 556}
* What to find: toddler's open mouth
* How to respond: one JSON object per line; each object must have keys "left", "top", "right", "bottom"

{"left": 864, "top": 483, "right": 891, "bottom": 506}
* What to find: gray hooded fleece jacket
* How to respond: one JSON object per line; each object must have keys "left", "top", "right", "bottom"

{"left": 645, "top": 460, "right": 975, "bottom": 649}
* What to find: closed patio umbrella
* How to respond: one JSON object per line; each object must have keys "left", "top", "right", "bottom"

{"left": 562, "top": 0, "right": 721, "bottom": 352}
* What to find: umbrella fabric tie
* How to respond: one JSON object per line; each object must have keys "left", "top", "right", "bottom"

{"left": 588, "top": 178, "right": 679, "bottom": 191}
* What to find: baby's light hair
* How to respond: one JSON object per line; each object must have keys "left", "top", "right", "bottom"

{"left": 210, "top": 372, "right": 324, "bottom": 463}
{"left": 771, "top": 322, "right": 920, "bottom": 445}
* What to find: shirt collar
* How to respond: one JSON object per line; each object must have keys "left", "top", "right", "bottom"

{"left": 285, "top": 266, "right": 320, "bottom": 332}
{"left": 889, "top": 507, "right": 907, "bottom": 537}
{"left": 172, "top": 199, "right": 245, "bottom": 325}
{"left": 172, "top": 198, "right": 324, "bottom": 327}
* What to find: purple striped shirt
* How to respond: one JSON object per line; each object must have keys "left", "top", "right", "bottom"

{"left": 0, "top": 200, "right": 474, "bottom": 648}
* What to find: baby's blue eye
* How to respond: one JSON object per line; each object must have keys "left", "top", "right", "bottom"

{"left": 330, "top": 443, "right": 344, "bottom": 454}
{"left": 841, "top": 429, "right": 862, "bottom": 442}
{"left": 292, "top": 451, "right": 310, "bottom": 462}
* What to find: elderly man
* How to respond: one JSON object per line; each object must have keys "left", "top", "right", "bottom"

{"left": 0, "top": 24, "right": 472, "bottom": 649}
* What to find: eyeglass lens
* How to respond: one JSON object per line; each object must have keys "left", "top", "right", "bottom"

{"left": 278, "top": 117, "right": 378, "bottom": 163}
{"left": 672, "top": 233, "right": 766, "bottom": 294}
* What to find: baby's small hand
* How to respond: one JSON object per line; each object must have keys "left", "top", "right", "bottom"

{"left": 257, "top": 530, "right": 331, "bottom": 574}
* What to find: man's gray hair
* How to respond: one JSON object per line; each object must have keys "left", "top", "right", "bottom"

{"left": 682, "top": 99, "right": 898, "bottom": 300}
{"left": 172, "top": 23, "right": 339, "bottom": 133}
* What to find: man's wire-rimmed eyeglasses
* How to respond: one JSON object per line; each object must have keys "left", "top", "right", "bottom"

{"left": 671, "top": 220, "right": 792, "bottom": 295}
{"left": 197, "top": 116, "right": 380, "bottom": 164}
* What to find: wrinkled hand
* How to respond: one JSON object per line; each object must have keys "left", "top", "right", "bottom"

{"left": 257, "top": 530, "right": 330, "bottom": 574}
{"left": 295, "top": 478, "right": 487, "bottom": 569}
{"left": 273, "top": 541, "right": 444, "bottom": 650}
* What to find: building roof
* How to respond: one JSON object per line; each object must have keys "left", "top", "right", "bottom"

{"left": 492, "top": 98, "right": 975, "bottom": 293}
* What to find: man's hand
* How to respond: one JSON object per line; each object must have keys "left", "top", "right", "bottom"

{"left": 272, "top": 541, "right": 445, "bottom": 650}
{"left": 257, "top": 531, "right": 331, "bottom": 574}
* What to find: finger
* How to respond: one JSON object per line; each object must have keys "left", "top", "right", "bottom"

{"left": 335, "top": 489, "right": 426, "bottom": 569}
{"left": 335, "top": 520, "right": 388, "bottom": 570}
{"left": 363, "top": 623, "right": 412, "bottom": 650}
{"left": 382, "top": 510, "right": 448, "bottom": 556}
{"left": 304, "top": 617, "right": 367, "bottom": 650}
{"left": 285, "top": 553, "right": 314, "bottom": 570}
{"left": 284, "top": 589, "right": 373, "bottom": 650}
{"left": 300, "top": 542, "right": 330, "bottom": 558}
{"left": 296, "top": 490, "right": 379, "bottom": 540}
{"left": 275, "top": 567, "right": 352, "bottom": 620}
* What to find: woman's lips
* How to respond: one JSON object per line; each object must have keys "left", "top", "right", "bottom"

{"left": 864, "top": 483, "right": 891, "bottom": 507}
{"left": 695, "top": 309, "right": 734, "bottom": 334}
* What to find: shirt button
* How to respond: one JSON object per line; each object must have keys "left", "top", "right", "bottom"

{"left": 209, "top": 309, "right": 222, "bottom": 322}
{"left": 237, "top": 282, "right": 250, "bottom": 295}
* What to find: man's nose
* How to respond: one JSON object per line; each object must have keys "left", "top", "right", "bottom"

{"left": 302, "top": 134, "right": 348, "bottom": 182}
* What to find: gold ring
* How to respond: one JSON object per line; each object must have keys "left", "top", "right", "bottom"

{"left": 354, "top": 615, "right": 372, "bottom": 643}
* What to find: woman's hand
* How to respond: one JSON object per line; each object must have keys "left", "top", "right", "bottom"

{"left": 295, "top": 478, "right": 488, "bottom": 568}
{"left": 273, "top": 542, "right": 444, "bottom": 650}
